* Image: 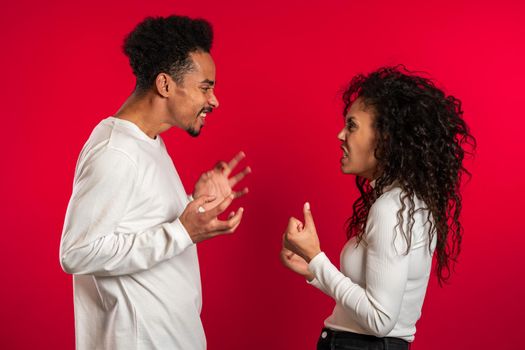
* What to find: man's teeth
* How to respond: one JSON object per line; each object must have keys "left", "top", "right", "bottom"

{"left": 199, "top": 113, "right": 207, "bottom": 118}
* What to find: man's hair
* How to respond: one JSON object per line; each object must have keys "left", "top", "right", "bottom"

{"left": 123, "top": 15, "right": 213, "bottom": 92}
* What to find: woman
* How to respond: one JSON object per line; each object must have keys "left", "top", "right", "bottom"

{"left": 281, "top": 66, "right": 475, "bottom": 349}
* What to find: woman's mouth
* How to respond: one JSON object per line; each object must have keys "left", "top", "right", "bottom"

{"left": 341, "top": 145, "right": 349, "bottom": 158}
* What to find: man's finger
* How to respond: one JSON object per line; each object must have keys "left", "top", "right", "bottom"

{"left": 214, "top": 161, "right": 228, "bottom": 173}
{"left": 226, "top": 151, "right": 245, "bottom": 175}
{"left": 233, "top": 187, "right": 249, "bottom": 199}
{"left": 212, "top": 207, "right": 244, "bottom": 233}
{"left": 303, "top": 202, "right": 315, "bottom": 228}
{"left": 207, "top": 194, "right": 235, "bottom": 218}
{"left": 229, "top": 166, "right": 251, "bottom": 187}
{"left": 193, "top": 194, "right": 217, "bottom": 206}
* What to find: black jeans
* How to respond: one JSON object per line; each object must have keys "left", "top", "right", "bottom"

{"left": 317, "top": 328, "right": 410, "bottom": 350}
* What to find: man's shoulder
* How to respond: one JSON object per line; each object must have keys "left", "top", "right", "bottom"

{"left": 79, "top": 117, "right": 146, "bottom": 168}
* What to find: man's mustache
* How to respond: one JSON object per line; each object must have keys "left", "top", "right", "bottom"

{"left": 198, "top": 107, "right": 213, "bottom": 115}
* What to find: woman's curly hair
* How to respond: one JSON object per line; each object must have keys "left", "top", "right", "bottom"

{"left": 343, "top": 65, "right": 476, "bottom": 285}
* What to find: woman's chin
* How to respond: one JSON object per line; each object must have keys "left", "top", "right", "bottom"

{"left": 340, "top": 165, "right": 353, "bottom": 174}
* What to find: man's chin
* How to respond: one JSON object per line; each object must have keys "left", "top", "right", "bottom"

{"left": 187, "top": 127, "right": 202, "bottom": 138}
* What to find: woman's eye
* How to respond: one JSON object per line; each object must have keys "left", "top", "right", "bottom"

{"left": 346, "top": 121, "right": 356, "bottom": 130}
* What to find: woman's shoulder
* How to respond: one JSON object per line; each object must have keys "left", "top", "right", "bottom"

{"left": 372, "top": 183, "right": 427, "bottom": 213}
{"left": 371, "top": 186, "right": 404, "bottom": 213}
{"left": 366, "top": 184, "right": 431, "bottom": 250}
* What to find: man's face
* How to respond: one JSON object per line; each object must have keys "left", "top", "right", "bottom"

{"left": 168, "top": 51, "right": 219, "bottom": 137}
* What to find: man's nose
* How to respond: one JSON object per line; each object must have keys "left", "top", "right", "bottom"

{"left": 209, "top": 92, "right": 219, "bottom": 108}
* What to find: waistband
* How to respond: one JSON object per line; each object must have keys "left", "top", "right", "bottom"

{"left": 320, "top": 328, "right": 410, "bottom": 346}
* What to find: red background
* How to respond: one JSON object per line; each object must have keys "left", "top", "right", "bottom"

{"left": 2, "top": 0, "right": 524, "bottom": 349}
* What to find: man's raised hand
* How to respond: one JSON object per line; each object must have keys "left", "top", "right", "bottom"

{"left": 193, "top": 151, "right": 251, "bottom": 211}
{"left": 180, "top": 194, "right": 244, "bottom": 243}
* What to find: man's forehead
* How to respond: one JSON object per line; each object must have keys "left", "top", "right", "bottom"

{"left": 189, "top": 51, "right": 216, "bottom": 77}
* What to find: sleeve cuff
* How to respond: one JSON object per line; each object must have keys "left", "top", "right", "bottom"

{"left": 169, "top": 218, "right": 195, "bottom": 252}
{"left": 306, "top": 276, "right": 324, "bottom": 289}
{"left": 308, "top": 251, "right": 328, "bottom": 275}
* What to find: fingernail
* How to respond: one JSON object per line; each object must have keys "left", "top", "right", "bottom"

{"left": 305, "top": 202, "right": 310, "bottom": 210}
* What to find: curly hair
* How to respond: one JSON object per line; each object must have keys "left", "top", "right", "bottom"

{"left": 123, "top": 15, "right": 213, "bottom": 92}
{"left": 343, "top": 65, "right": 476, "bottom": 285}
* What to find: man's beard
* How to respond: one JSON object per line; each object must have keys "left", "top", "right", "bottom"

{"left": 187, "top": 107, "right": 211, "bottom": 137}
{"left": 187, "top": 126, "right": 201, "bottom": 137}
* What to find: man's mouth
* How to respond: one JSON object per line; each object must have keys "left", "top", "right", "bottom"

{"left": 198, "top": 108, "right": 213, "bottom": 120}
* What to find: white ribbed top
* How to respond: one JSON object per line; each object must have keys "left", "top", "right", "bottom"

{"left": 308, "top": 184, "right": 436, "bottom": 342}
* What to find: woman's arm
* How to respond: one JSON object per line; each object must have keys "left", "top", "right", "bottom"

{"left": 283, "top": 198, "right": 410, "bottom": 337}
{"left": 309, "top": 197, "right": 409, "bottom": 336}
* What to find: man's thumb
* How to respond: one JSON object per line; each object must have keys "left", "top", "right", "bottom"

{"left": 194, "top": 194, "right": 217, "bottom": 206}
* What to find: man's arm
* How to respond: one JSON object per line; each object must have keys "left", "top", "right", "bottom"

{"left": 60, "top": 148, "right": 244, "bottom": 277}
{"left": 59, "top": 148, "right": 194, "bottom": 276}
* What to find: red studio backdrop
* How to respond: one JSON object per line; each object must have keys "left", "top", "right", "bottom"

{"left": 2, "top": 0, "right": 524, "bottom": 349}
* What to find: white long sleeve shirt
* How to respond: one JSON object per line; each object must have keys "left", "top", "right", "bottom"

{"left": 60, "top": 117, "right": 205, "bottom": 349}
{"left": 308, "top": 184, "right": 436, "bottom": 342}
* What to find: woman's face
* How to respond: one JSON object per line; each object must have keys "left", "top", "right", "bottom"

{"left": 337, "top": 98, "right": 379, "bottom": 180}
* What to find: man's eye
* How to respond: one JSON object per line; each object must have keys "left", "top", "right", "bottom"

{"left": 201, "top": 87, "right": 211, "bottom": 92}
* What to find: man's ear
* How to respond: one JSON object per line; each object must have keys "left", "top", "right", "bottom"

{"left": 155, "top": 73, "right": 172, "bottom": 97}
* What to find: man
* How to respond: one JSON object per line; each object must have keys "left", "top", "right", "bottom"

{"left": 59, "top": 15, "right": 250, "bottom": 349}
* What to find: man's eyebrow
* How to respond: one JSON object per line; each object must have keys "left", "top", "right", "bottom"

{"left": 199, "top": 79, "right": 215, "bottom": 86}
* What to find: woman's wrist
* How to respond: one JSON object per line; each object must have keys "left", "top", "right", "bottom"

{"left": 305, "top": 249, "right": 322, "bottom": 263}
{"left": 305, "top": 272, "right": 315, "bottom": 282}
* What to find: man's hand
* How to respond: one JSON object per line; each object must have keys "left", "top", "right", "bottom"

{"left": 180, "top": 194, "right": 244, "bottom": 243}
{"left": 282, "top": 202, "right": 321, "bottom": 263}
{"left": 193, "top": 151, "right": 251, "bottom": 211}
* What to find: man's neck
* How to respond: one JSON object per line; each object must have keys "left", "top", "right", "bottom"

{"left": 114, "top": 91, "right": 171, "bottom": 139}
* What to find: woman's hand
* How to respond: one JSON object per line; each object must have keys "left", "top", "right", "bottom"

{"left": 282, "top": 202, "right": 321, "bottom": 263}
{"left": 280, "top": 246, "right": 315, "bottom": 281}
